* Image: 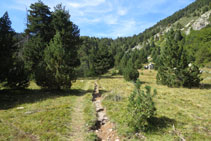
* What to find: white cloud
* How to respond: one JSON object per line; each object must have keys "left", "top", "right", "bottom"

{"left": 68, "top": 3, "right": 81, "bottom": 8}
{"left": 68, "top": 0, "right": 106, "bottom": 8}
{"left": 112, "top": 20, "right": 137, "bottom": 37}
{"left": 76, "top": 17, "right": 101, "bottom": 23}
{"left": 117, "top": 8, "right": 127, "bottom": 16}
{"left": 104, "top": 15, "right": 118, "bottom": 25}
{"left": 2, "top": 0, "right": 195, "bottom": 37}
{"left": 96, "top": 20, "right": 154, "bottom": 38}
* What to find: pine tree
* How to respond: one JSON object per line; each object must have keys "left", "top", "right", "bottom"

{"left": 23, "top": 1, "right": 53, "bottom": 86}
{"left": 23, "top": 36, "right": 45, "bottom": 72}
{"left": 5, "top": 57, "right": 29, "bottom": 89}
{"left": 118, "top": 54, "right": 129, "bottom": 75}
{"left": 123, "top": 59, "right": 139, "bottom": 82}
{"left": 43, "top": 32, "right": 74, "bottom": 89}
{"left": 93, "top": 46, "right": 114, "bottom": 75}
{"left": 23, "top": 3, "right": 80, "bottom": 89}
{"left": 26, "top": 0, "right": 53, "bottom": 42}
{"left": 0, "top": 12, "right": 15, "bottom": 82}
{"left": 51, "top": 4, "right": 80, "bottom": 68}
{"left": 77, "top": 37, "right": 97, "bottom": 76}
{"left": 151, "top": 45, "right": 161, "bottom": 70}
{"left": 0, "top": 12, "right": 29, "bottom": 89}
{"left": 127, "top": 80, "right": 156, "bottom": 132}
{"left": 156, "top": 30, "right": 201, "bottom": 87}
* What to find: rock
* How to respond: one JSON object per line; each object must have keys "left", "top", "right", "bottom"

{"left": 98, "top": 111, "right": 106, "bottom": 121}
{"left": 185, "top": 27, "right": 191, "bottom": 35}
{"left": 17, "top": 107, "right": 24, "bottom": 110}
{"left": 104, "top": 116, "right": 108, "bottom": 120}
{"left": 115, "top": 139, "right": 120, "bottom": 141}
{"left": 25, "top": 111, "right": 33, "bottom": 114}
{"left": 132, "top": 44, "right": 143, "bottom": 50}
{"left": 192, "top": 10, "right": 211, "bottom": 31}
{"left": 109, "top": 128, "right": 113, "bottom": 132}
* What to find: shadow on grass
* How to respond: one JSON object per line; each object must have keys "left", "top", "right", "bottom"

{"left": 99, "top": 90, "right": 108, "bottom": 95}
{"left": 146, "top": 116, "right": 176, "bottom": 132}
{"left": 99, "top": 76, "right": 123, "bottom": 79}
{"left": 200, "top": 83, "right": 211, "bottom": 89}
{"left": 0, "top": 88, "right": 93, "bottom": 110}
{"left": 77, "top": 75, "right": 123, "bottom": 81}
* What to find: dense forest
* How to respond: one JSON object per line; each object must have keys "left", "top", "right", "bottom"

{"left": 0, "top": 0, "right": 210, "bottom": 89}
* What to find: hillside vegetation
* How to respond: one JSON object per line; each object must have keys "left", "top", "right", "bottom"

{"left": 0, "top": 0, "right": 211, "bottom": 140}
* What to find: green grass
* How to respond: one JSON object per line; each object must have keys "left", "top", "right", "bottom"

{"left": 81, "top": 80, "right": 99, "bottom": 141}
{"left": 1, "top": 69, "right": 210, "bottom": 140}
{"left": 100, "top": 69, "right": 211, "bottom": 140}
{"left": 83, "top": 93, "right": 98, "bottom": 141}
{"left": 0, "top": 82, "right": 83, "bottom": 140}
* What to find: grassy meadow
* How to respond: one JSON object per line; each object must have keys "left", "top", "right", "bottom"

{"left": 99, "top": 69, "right": 211, "bottom": 140}
{"left": 0, "top": 69, "right": 210, "bottom": 140}
{"left": 0, "top": 80, "right": 96, "bottom": 140}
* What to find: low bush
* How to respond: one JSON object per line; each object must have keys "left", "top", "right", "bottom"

{"left": 126, "top": 80, "right": 156, "bottom": 132}
{"left": 123, "top": 67, "right": 139, "bottom": 82}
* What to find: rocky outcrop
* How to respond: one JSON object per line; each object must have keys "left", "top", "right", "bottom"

{"left": 92, "top": 82, "right": 120, "bottom": 141}
{"left": 192, "top": 10, "right": 211, "bottom": 31}
{"left": 132, "top": 44, "right": 143, "bottom": 50}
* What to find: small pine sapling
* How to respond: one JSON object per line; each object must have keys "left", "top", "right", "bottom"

{"left": 127, "top": 79, "right": 156, "bottom": 132}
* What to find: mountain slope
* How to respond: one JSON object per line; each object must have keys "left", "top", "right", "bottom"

{"left": 137, "top": 0, "right": 211, "bottom": 42}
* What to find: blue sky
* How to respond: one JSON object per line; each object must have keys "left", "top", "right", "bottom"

{"left": 0, "top": 0, "right": 195, "bottom": 38}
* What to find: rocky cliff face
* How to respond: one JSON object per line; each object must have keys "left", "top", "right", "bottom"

{"left": 133, "top": 10, "right": 211, "bottom": 50}
{"left": 191, "top": 10, "right": 211, "bottom": 31}
{"left": 163, "top": 10, "right": 211, "bottom": 36}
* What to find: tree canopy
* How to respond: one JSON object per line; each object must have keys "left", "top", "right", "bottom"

{"left": 156, "top": 30, "right": 201, "bottom": 88}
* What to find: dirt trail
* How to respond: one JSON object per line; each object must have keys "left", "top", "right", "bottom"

{"left": 92, "top": 82, "right": 120, "bottom": 141}
{"left": 69, "top": 81, "right": 90, "bottom": 141}
{"left": 70, "top": 80, "right": 120, "bottom": 141}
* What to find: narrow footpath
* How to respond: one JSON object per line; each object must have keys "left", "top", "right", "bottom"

{"left": 69, "top": 81, "right": 90, "bottom": 141}
{"left": 69, "top": 80, "right": 120, "bottom": 141}
{"left": 70, "top": 96, "right": 85, "bottom": 141}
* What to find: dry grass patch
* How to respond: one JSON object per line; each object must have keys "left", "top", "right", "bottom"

{"left": 99, "top": 69, "right": 211, "bottom": 140}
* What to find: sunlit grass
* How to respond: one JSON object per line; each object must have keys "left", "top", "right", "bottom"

{"left": 83, "top": 92, "right": 98, "bottom": 141}
{"left": 100, "top": 69, "right": 211, "bottom": 140}
{"left": 0, "top": 69, "right": 210, "bottom": 140}
{"left": 0, "top": 81, "right": 81, "bottom": 140}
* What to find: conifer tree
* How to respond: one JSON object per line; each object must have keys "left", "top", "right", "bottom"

{"left": 23, "top": 1, "right": 53, "bottom": 86}
{"left": 151, "top": 45, "right": 161, "bottom": 70}
{"left": 44, "top": 32, "right": 75, "bottom": 89}
{"left": 26, "top": 0, "right": 53, "bottom": 42}
{"left": 127, "top": 80, "right": 156, "bottom": 132}
{"left": 0, "top": 12, "right": 29, "bottom": 88}
{"left": 23, "top": 2, "right": 80, "bottom": 89}
{"left": 157, "top": 30, "right": 201, "bottom": 87}
{"left": 93, "top": 46, "right": 114, "bottom": 75}
{"left": 123, "top": 58, "right": 139, "bottom": 82}
{"left": 0, "top": 12, "right": 15, "bottom": 82}
{"left": 51, "top": 4, "right": 80, "bottom": 68}
{"left": 5, "top": 57, "right": 29, "bottom": 89}
{"left": 118, "top": 54, "right": 129, "bottom": 75}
